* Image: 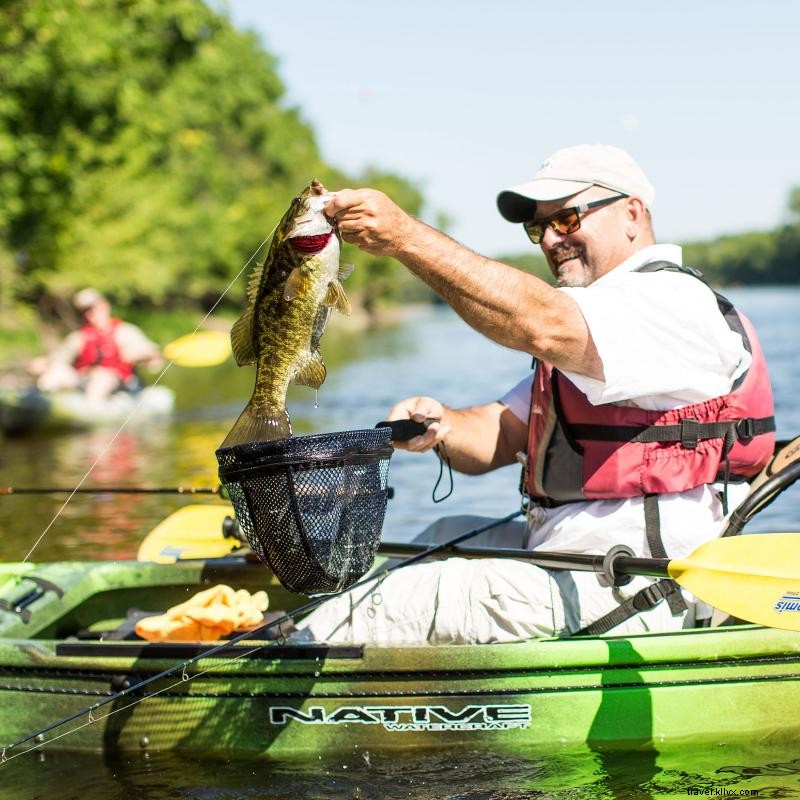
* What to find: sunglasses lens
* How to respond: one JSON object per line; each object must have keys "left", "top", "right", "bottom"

{"left": 551, "top": 209, "right": 580, "bottom": 235}
{"left": 524, "top": 222, "right": 544, "bottom": 244}
{"left": 524, "top": 208, "right": 582, "bottom": 244}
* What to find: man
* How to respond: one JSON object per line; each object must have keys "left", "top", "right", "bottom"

{"left": 296, "top": 144, "right": 775, "bottom": 645}
{"left": 32, "top": 288, "right": 163, "bottom": 402}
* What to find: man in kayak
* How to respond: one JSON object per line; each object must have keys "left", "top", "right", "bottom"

{"left": 298, "top": 144, "right": 775, "bottom": 644}
{"left": 31, "top": 288, "right": 163, "bottom": 402}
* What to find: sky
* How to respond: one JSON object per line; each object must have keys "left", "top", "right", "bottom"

{"left": 225, "top": 0, "right": 799, "bottom": 258}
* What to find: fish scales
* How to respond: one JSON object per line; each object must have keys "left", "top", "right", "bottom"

{"left": 220, "top": 181, "right": 351, "bottom": 448}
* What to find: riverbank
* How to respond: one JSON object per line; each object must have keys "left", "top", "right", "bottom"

{"left": 0, "top": 296, "right": 432, "bottom": 389}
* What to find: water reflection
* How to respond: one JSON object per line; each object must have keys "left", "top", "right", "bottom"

{"left": 3, "top": 294, "right": 800, "bottom": 796}
{"left": 4, "top": 294, "right": 800, "bottom": 562}
{"left": 5, "top": 743, "right": 800, "bottom": 799}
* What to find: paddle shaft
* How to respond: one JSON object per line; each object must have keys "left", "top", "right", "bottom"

{"left": 378, "top": 542, "right": 670, "bottom": 579}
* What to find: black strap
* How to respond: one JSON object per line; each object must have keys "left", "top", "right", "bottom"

{"left": 573, "top": 495, "right": 686, "bottom": 636}
{"left": 643, "top": 494, "right": 687, "bottom": 616}
{"left": 575, "top": 578, "right": 685, "bottom": 635}
{"left": 569, "top": 416, "right": 775, "bottom": 447}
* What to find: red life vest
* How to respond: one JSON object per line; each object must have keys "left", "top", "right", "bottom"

{"left": 73, "top": 318, "right": 134, "bottom": 381}
{"left": 525, "top": 267, "right": 775, "bottom": 503}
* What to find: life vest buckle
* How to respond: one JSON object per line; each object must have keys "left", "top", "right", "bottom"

{"left": 735, "top": 417, "right": 756, "bottom": 440}
{"left": 680, "top": 418, "right": 700, "bottom": 450}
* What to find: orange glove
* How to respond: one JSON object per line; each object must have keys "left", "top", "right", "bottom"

{"left": 135, "top": 584, "right": 269, "bottom": 642}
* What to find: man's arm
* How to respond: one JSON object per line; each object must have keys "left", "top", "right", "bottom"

{"left": 326, "top": 189, "right": 603, "bottom": 379}
{"left": 115, "top": 323, "right": 163, "bottom": 368}
{"left": 388, "top": 396, "right": 528, "bottom": 475}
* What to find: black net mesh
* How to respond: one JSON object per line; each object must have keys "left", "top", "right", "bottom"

{"left": 216, "top": 428, "right": 393, "bottom": 594}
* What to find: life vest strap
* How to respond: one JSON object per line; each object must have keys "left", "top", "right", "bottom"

{"left": 569, "top": 416, "right": 775, "bottom": 448}
{"left": 574, "top": 578, "right": 685, "bottom": 636}
{"left": 573, "top": 494, "right": 687, "bottom": 636}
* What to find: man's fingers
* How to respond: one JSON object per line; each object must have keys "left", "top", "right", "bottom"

{"left": 324, "top": 189, "right": 375, "bottom": 221}
{"left": 405, "top": 420, "right": 451, "bottom": 453}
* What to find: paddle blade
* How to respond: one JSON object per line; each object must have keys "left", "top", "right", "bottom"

{"left": 163, "top": 331, "right": 231, "bottom": 367}
{"left": 137, "top": 504, "right": 239, "bottom": 563}
{"left": 670, "top": 533, "right": 800, "bottom": 631}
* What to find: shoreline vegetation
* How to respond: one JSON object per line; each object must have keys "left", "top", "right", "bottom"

{"left": 1, "top": 0, "right": 799, "bottom": 383}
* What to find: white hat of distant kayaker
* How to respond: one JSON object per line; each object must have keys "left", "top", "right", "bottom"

{"left": 73, "top": 287, "right": 106, "bottom": 312}
{"left": 496, "top": 144, "right": 656, "bottom": 223}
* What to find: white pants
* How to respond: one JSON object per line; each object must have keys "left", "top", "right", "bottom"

{"left": 297, "top": 516, "right": 689, "bottom": 645}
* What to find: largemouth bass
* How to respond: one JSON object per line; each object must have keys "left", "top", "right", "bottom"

{"left": 220, "top": 181, "right": 351, "bottom": 448}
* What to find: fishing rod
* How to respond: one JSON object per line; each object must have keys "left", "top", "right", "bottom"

{"left": 0, "top": 485, "right": 222, "bottom": 496}
{"left": 0, "top": 509, "right": 523, "bottom": 763}
{"left": 0, "top": 420, "right": 436, "bottom": 499}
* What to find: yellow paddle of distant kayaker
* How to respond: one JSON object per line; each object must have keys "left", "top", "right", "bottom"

{"left": 163, "top": 330, "right": 231, "bottom": 367}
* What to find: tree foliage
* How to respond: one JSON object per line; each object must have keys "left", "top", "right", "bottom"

{"left": 0, "top": 0, "right": 425, "bottom": 324}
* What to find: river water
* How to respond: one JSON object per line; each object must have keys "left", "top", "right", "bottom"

{"left": 2, "top": 287, "right": 800, "bottom": 798}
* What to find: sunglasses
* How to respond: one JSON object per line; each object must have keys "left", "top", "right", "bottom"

{"left": 523, "top": 194, "right": 628, "bottom": 244}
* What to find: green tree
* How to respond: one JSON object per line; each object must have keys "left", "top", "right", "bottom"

{"left": 0, "top": 0, "right": 425, "bottom": 324}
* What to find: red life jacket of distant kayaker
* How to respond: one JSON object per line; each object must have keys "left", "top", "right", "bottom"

{"left": 73, "top": 318, "right": 134, "bottom": 381}
{"left": 525, "top": 263, "right": 776, "bottom": 504}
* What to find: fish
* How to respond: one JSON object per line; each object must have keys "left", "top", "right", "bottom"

{"left": 220, "top": 180, "right": 352, "bottom": 448}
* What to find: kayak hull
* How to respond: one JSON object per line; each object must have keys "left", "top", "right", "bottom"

{"left": 0, "top": 386, "right": 174, "bottom": 435}
{"left": 1, "top": 557, "right": 800, "bottom": 758}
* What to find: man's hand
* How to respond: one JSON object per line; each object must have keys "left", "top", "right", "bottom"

{"left": 324, "top": 189, "right": 413, "bottom": 256}
{"left": 387, "top": 396, "right": 450, "bottom": 452}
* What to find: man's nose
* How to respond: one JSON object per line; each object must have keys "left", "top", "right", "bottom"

{"left": 540, "top": 224, "right": 567, "bottom": 249}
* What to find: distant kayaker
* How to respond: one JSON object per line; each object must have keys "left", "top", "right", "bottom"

{"left": 298, "top": 144, "right": 776, "bottom": 645}
{"left": 30, "top": 288, "right": 163, "bottom": 402}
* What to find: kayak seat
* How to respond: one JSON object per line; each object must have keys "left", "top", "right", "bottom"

{"left": 721, "top": 435, "right": 800, "bottom": 537}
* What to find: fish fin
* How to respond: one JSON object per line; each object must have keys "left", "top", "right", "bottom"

{"left": 338, "top": 262, "right": 355, "bottom": 281}
{"left": 283, "top": 267, "right": 308, "bottom": 302}
{"left": 246, "top": 261, "right": 265, "bottom": 304}
{"left": 229, "top": 307, "right": 257, "bottom": 366}
{"left": 220, "top": 403, "right": 292, "bottom": 448}
{"left": 292, "top": 350, "right": 327, "bottom": 389}
{"left": 323, "top": 280, "right": 351, "bottom": 315}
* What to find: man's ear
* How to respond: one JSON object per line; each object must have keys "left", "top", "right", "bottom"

{"left": 625, "top": 196, "right": 648, "bottom": 240}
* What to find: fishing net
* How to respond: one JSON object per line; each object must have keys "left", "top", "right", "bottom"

{"left": 216, "top": 428, "right": 394, "bottom": 594}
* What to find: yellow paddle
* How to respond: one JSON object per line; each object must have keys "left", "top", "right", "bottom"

{"left": 666, "top": 534, "right": 800, "bottom": 631}
{"left": 137, "top": 504, "right": 239, "bottom": 563}
{"left": 380, "top": 533, "right": 800, "bottom": 633}
{"left": 139, "top": 504, "right": 800, "bottom": 632}
{"left": 163, "top": 330, "right": 231, "bottom": 367}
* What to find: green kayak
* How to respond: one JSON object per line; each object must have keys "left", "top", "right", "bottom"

{"left": 1, "top": 553, "right": 800, "bottom": 760}
{"left": 2, "top": 439, "right": 800, "bottom": 762}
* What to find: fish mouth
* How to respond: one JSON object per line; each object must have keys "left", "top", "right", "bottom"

{"left": 289, "top": 192, "right": 336, "bottom": 238}
{"left": 288, "top": 230, "right": 335, "bottom": 254}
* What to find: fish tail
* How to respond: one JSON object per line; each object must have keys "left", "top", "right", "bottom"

{"left": 220, "top": 402, "right": 292, "bottom": 448}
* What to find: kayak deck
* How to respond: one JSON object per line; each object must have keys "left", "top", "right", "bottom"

{"left": 1, "top": 556, "right": 800, "bottom": 758}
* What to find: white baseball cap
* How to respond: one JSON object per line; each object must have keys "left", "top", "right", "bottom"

{"left": 497, "top": 144, "right": 655, "bottom": 223}
{"left": 73, "top": 287, "right": 106, "bottom": 312}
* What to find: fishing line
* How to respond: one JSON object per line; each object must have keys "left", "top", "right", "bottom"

{"left": 2, "top": 510, "right": 523, "bottom": 762}
{"left": 20, "top": 227, "right": 278, "bottom": 565}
